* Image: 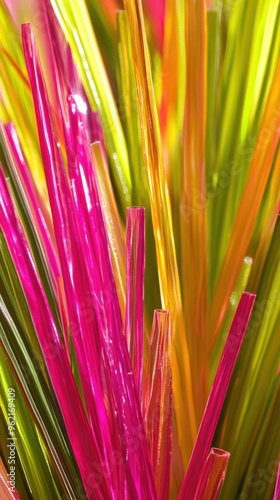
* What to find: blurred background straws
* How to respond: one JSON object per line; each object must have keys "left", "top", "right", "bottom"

{"left": 0, "top": 0, "right": 279, "bottom": 498}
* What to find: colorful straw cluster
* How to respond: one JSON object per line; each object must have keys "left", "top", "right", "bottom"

{"left": 0, "top": 0, "right": 279, "bottom": 498}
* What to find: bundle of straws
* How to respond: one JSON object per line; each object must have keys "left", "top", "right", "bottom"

{"left": 0, "top": 0, "right": 279, "bottom": 498}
